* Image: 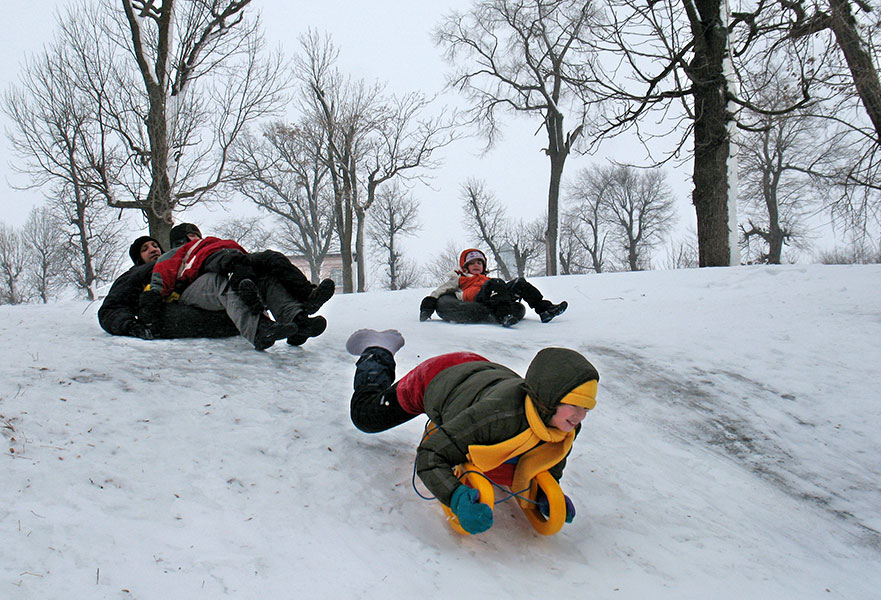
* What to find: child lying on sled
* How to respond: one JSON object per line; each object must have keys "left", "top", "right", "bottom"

{"left": 418, "top": 248, "right": 567, "bottom": 327}
{"left": 345, "top": 328, "right": 598, "bottom": 534}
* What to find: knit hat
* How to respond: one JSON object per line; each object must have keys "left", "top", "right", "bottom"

{"left": 459, "top": 248, "right": 487, "bottom": 270}
{"left": 129, "top": 235, "right": 163, "bottom": 266}
{"left": 169, "top": 223, "right": 202, "bottom": 248}
{"left": 525, "top": 348, "right": 599, "bottom": 421}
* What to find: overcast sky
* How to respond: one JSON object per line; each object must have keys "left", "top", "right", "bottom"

{"left": 2, "top": 1, "right": 707, "bottom": 270}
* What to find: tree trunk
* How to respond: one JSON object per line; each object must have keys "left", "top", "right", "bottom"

{"left": 356, "top": 207, "right": 367, "bottom": 293}
{"left": 148, "top": 213, "right": 173, "bottom": 252}
{"left": 829, "top": 0, "right": 881, "bottom": 143}
{"left": 546, "top": 150, "right": 566, "bottom": 276}
{"left": 339, "top": 179, "right": 355, "bottom": 294}
{"left": 690, "top": 0, "right": 735, "bottom": 267}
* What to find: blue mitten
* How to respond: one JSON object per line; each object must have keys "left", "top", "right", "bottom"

{"left": 536, "top": 489, "right": 576, "bottom": 523}
{"left": 450, "top": 485, "right": 493, "bottom": 534}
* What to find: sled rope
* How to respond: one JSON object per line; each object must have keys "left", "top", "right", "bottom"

{"left": 411, "top": 420, "right": 539, "bottom": 506}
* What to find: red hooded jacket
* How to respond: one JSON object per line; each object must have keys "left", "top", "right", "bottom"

{"left": 150, "top": 236, "right": 246, "bottom": 298}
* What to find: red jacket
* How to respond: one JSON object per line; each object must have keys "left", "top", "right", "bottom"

{"left": 150, "top": 237, "right": 246, "bottom": 298}
{"left": 395, "top": 352, "right": 489, "bottom": 415}
{"left": 458, "top": 273, "right": 489, "bottom": 302}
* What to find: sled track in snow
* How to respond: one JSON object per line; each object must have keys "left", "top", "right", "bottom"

{"left": 588, "top": 344, "right": 881, "bottom": 552}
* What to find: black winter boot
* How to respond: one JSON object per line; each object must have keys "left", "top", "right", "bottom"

{"left": 538, "top": 300, "right": 568, "bottom": 323}
{"left": 286, "top": 314, "right": 328, "bottom": 346}
{"left": 419, "top": 296, "right": 438, "bottom": 321}
{"left": 354, "top": 347, "right": 396, "bottom": 391}
{"left": 253, "top": 316, "right": 300, "bottom": 351}
{"left": 303, "top": 278, "right": 335, "bottom": 314}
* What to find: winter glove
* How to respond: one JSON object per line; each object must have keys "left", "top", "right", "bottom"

{"left": 419, "top": 296, "right": 438, "bottom": 321}
{"left": 536, "top": 488, "right": 576, "bottom": 524}
{"left": 128, "top": 321, "right": 154, "bottom": 340}
{"left": 138, "top": 290, "right": 163, "bottom": 331}
{"left": 450, "top": 484, "right": 493, "bottom": 534}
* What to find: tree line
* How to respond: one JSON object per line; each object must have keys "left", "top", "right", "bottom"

{"left": 2, "top": 0, "right": 880, "bottom": 305}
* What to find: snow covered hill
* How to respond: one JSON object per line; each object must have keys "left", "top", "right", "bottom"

{"left": 2, "top": 264, "right": 880, "bottom": 599}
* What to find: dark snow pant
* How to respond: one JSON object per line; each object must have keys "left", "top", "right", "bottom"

{"left": 474, "top": 277, "right": 551, "bottom": 319}
{"left": 350, "top": 348, "right": 416, "bottom": 434}
{"left": 178, "top": 273, "right": 262, "bottom": 343}
{"left": 259, "top": 277, "right": 305, "bottom": 325}
{"left": 183, "top": 253, "right": 307, "bottom": 344}
{"left": 248, "top": 250, "right": 314, "bottom": 301}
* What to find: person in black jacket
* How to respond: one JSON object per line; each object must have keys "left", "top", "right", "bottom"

{"left": 138, "top": 224, "right": 335, "bottom": 349}
{"left": 98, "top": 235, "right": 239, "bottom": 340}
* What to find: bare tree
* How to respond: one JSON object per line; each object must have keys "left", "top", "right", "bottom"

{"left": 737, "top": 74, "right": 827, "bottom": 264}
{"left": 214, "top": 215, "right": 275, "bottom": 251}
{"left": 461, "top": 178, "right": 512, "bottom": 278}
{"left": 507, "top": 218, "right": 546, "bottom": 277}
{"left": 661, "top": 232, "right": 700, "bottom": 270}
{"left": 786, "top": 0, "right": 881, "bottom": 143}
{"left": 0, "top": 224, "right": 29, "bottom": 305}
{"left": 584, "top": 0, "right": 826, "bottom": 266}
{"left": 816, "top": 235, "right": 881, "bottom": 264}
{"left": 50, "top": 181, "right": 126, "bottom": 301}
{"left": 11, "top": 1, "right": 287, "bottom": 247}
{"left": 104, "top": 0, "right": 290, "bottom": 244}
{"left": 602, "top": 166, "right": 677, "bottom": 271}
{"left": 297, "top": 31, "right": 455, "bottom": 292}
{"left": 780, "top": 0, "right": 881, "bottom": 236}
{"left": 461, "top": 178, "right": 545, "bottom": 278}
{"left": 228, "top": 121, "right": 335, "bottom": 282}
{"left": 367, "top": 183, "right": 422, "bottom": 290}
{"left": 425, "top": 240, "right": 465, "bottom": 284}
{"left": 358, "top": 92, "right": 458, "bottom": 291}
{"left": 558, "top": 212, "right": 590, "bottom": 274}
{"left": 21, "top": 207, "right": 67, "bottom": 304}
{"left": 295, "top": 31, "right": 383, "bottom": 293}
{"left": 3, "top": 17, "right": 124, "bottom": 301}
{"left": 436, "top": 0, "right": 599, "bottom": 276}
{"left": 564, "top": 166, "right": 614, "bottom": 273}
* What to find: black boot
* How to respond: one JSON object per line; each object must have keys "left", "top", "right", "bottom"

{"left": 253, "top": 316, "right": 299, "bottom": 351}
{"left": 354, "top": 347, "right": 396, "bottom": 391}
{"left": 419, "top": 296, "right": 438, "bottom": 321}
{"left": 538, "top": 300, "right": 568, "bottom": 323}
{"left": 491, "top": 301, "right": 521, "bottom": 327}
{"left": 286, "top": 314, "right": 328, "bottom": 346}
{"left": 303, "top": 278, "right": 335, "bottom": 314}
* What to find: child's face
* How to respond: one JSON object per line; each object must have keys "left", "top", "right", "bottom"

{"left": 549, "top": 404, "right": 589, "bottom": 432}
{"left": 465, "top": 259, "right": 485, "bottom": 275}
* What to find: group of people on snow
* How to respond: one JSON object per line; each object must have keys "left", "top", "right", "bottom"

{"left": 98, "top": 228, "right": 598, "bottom": 535}
{"left": 99, "top": 223, "right": 335, "bottom": 350}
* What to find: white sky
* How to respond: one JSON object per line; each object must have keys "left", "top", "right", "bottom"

{"left": 8, "top": 1, "right": 827, "bottom": 270}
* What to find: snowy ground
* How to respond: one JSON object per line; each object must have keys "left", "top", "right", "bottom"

{"left": 2, "top": 264, "right": 880, "bottom": 599}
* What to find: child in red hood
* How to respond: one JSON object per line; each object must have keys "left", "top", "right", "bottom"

{"left": 419, "top": 248, "right": 567, "bottom": 327}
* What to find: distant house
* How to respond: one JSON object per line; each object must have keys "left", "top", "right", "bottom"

{"left": 498, "top": 242, "right": 516, "bottom": 277}
{"left": 288, "top": 253, "right": 344, "bottom": 287}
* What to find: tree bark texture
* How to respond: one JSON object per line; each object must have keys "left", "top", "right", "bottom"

{"left": 688, "top": 0, "right": 734, "bottom": 267}
{"left": 828, "top": 0, "right": 881, "bottom": 143}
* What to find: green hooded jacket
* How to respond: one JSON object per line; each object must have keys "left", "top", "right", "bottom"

{"left": 415, "top": 348, "right": 599, "bottom": 505}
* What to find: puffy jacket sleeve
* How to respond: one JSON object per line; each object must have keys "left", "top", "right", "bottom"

{"left": 428, "top": 271, "right": 463, "bottom": 300}
{"left": 416, "top": 395, "right": 526, "bottom": 506}
{"left": 98, "top": 264, "right": 153, "bottom": 336}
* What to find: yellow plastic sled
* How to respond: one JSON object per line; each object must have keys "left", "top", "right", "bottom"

{"left": 442, "top": 462, "right": 567, "bottom": 536}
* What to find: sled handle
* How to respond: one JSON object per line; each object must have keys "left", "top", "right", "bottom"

{"left": 521, "top": 471, "right": 566, "bottom": 536}
{"left": 443, "top": 462, "right": 495, "bottom": 536}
